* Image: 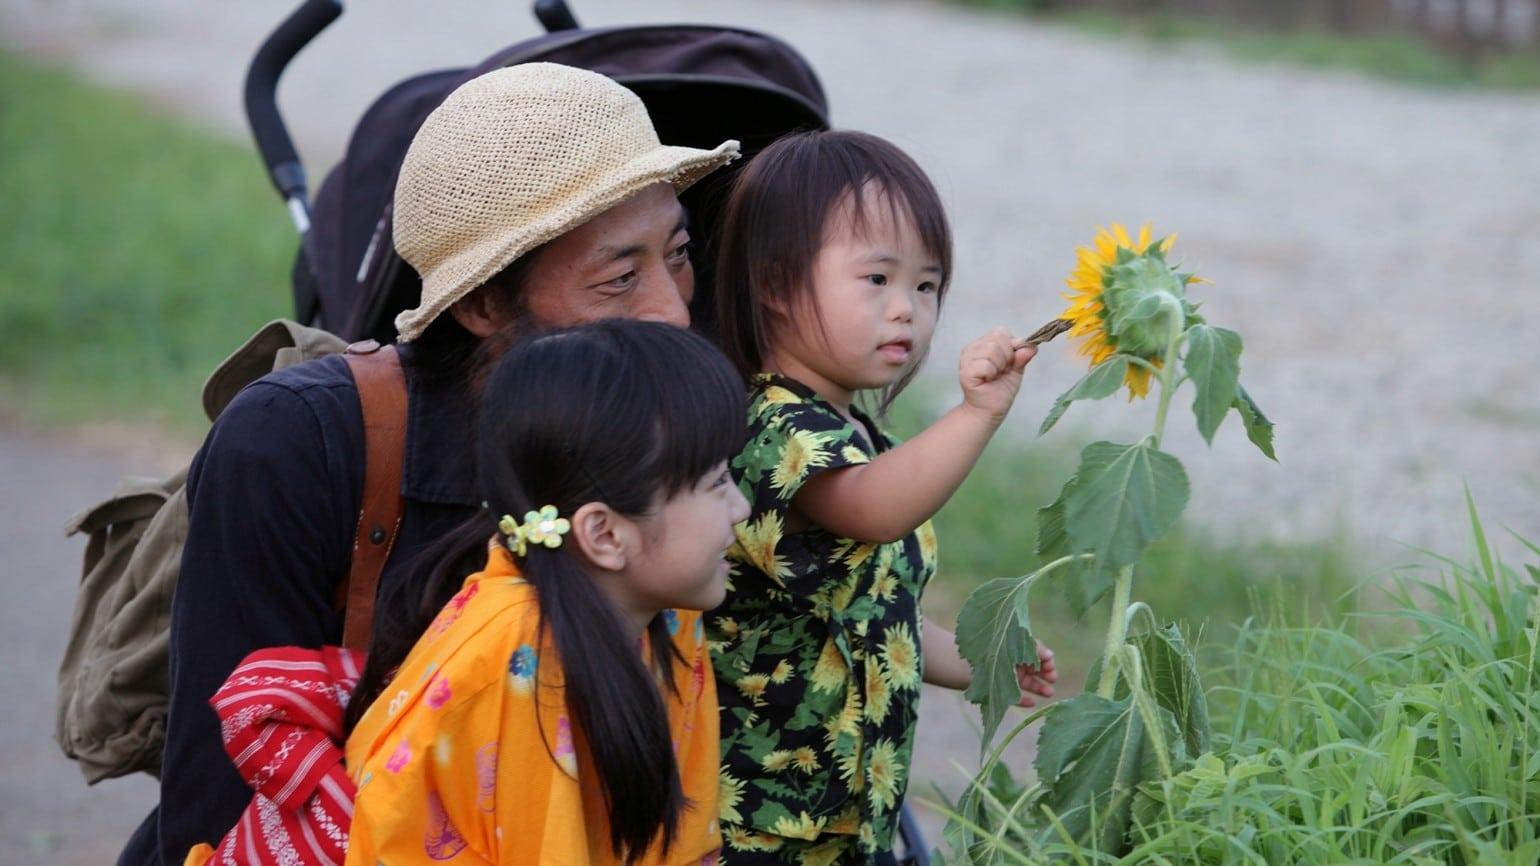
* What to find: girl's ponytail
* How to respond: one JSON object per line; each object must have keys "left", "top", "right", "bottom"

{"left": 518, "top": 538, "right": 684, "bottom": 860}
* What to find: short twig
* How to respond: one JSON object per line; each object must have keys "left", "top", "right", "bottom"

{"left": 1012, "top": 318, "right": 1072, "bottom": 350}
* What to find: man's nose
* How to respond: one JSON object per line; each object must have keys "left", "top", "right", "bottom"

{"left": 638, "top": 272, "right": 692, "bottom": 328}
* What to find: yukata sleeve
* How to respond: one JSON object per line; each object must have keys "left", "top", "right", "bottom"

{"left": 731, "top": 388, "right": 872, "bottom": 595}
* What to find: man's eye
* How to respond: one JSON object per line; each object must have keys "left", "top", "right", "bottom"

{"left": 866, "top": 274, "right": 888, "bottom": 287}
{"left": 667, "top": 241, "right": 693, "bottom": 262}
{"left": 604, "top": 271, "right": 638, "bottom": 290}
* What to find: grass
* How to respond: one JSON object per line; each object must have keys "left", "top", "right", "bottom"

{"left": 939, "top": 502, "right": 1540, "bottom": 864}
{"left": 0, "top": 51, "right": 293, "bottom": 432}
{"left": 951, "top": 1, "right": 1540, "bottom": 90}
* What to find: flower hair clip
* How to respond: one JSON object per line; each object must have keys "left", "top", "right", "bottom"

{"left": 497, "top": 505, "right": 571, "bottom": 557}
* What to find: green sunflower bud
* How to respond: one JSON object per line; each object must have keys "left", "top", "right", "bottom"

{"left": 1100, "top": 252, "right": 1192, "bottom": 359}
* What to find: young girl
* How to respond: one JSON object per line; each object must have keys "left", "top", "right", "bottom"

{"left": 343, "top": 320, "right": 751, "bottom": 866}
{"left": 710, "top": 131, "right": 1058, "bottom": 863}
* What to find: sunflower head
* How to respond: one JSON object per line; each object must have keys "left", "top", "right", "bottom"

{"left": 1060, "top": 223, "right": 1204, "bottom": 399}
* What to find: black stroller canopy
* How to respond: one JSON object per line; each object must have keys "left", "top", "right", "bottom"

{"left": 302, "top": 24, "right": 830, "bottom": 344}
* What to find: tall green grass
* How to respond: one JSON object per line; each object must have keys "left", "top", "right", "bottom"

{"left": 938, "top": 500, "right": 1540, "bottom": 864}
{"left": 0, "top": 51, "right": 292, "bottom": 430}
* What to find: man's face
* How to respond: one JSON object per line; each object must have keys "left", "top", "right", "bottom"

{"left": 520, "top": 183, "right": 695, "bottom": 329}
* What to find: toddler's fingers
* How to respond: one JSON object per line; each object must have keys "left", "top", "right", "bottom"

{"left": 1012, "top": 344, "right": 1037, "bottom": 372}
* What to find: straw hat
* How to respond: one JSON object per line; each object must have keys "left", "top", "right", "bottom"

{"left": 392, "top": 63, "right": 740, "bottom": 341}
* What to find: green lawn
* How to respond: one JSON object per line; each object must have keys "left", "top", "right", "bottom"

{"left": 953, "top": 1, "right": 1540, "bottom": 90}
{"left": 0, "top": 51, "right": 293, "bottom": 431}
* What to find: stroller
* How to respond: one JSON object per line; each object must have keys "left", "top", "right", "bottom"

{"left": 244, "top": 0, "right": 931, "bottom": 862}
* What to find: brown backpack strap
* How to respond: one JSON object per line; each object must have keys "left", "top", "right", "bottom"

{"left": 340, "top": 341, "right": 408, "bottom": 652}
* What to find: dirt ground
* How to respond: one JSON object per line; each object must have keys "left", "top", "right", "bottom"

{"left": 3, "top": 0, "right": 1539, "bottom": 860}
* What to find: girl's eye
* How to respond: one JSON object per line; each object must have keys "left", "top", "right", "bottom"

{"left": 667, "top": 241, "right": 692, "bottom": 263}
{"left": 866, "top": 274, "right": 888, "bottom": 287}
{"left": 711, "top": 470, "right": 731, "bottom": 489}
{"left": 918, "top": 281, "right": 938, "bottom": 294}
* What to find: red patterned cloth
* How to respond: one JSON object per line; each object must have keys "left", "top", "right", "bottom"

{"left": 183, "top": 646, "right": 364, "bottom": 866}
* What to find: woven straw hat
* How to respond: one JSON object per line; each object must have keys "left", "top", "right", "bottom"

{"left": 392, "top": 63, "right": 740, "bottom": 341}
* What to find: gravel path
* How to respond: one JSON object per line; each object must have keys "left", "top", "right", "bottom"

{"left": 4, "top": 0, "right": 1539, "bottom": 855}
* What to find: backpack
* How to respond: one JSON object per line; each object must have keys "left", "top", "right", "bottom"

{"left": 55, "top": 319, "right": 407, "bottom": 784}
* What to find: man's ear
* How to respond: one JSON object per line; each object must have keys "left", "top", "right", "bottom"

{"left": 569, "top": 502, "right": 632, "bottom": 572}
{"left": 448, "top": 286, "right": 511, "bottom": 338}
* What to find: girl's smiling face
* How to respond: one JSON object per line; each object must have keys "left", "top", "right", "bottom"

{"left": 625, "top": 460, "right": 751, "bottom": 614}
{"left": 769, "top": 184, "right": 943, "bottom": 406}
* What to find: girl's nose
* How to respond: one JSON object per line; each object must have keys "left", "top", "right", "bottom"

{"left": 888, "top": 290, "right": 915, "bottom": 323}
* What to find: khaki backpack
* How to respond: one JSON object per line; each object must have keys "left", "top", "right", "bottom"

{"left": 56, "top": 320, "right": 406, "bottom": 783}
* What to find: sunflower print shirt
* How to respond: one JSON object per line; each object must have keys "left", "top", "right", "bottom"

{"left": 710, "top": 374, "right": 938, "bottom": 859}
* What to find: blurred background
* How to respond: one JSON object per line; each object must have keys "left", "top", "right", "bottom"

{"left": 2, "top": 0, "right": 1537, "bottom": 863}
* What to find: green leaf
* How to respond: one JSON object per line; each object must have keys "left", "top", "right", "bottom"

{"left": 1066, "top": 441, "right": 1189, "bottom": 571}
{"left": 1232, "top": 384, "right": 1277, "bottom": 461}
{"left": 1184, "top": 325, "right": 1243, "bottom": 445}
{"left": 1031, "top": 693, "right": 1184, "bottom": 852}
{"left": 1135, "top": 625, "right": 1212, "bottom": 758}
{"left": 956, "top": 575, "right": 1039, "bottom": 750}
{"left": 1035, "top": 477, "right": 1074, "bottom": 559}
{"left": 1039, "top": 356, "right": 1131, "bottom": 436}
{"left": 1038, "top": 478, "right": 1108, "bottom": 617}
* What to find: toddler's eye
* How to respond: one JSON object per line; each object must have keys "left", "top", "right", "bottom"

{"left": 866, "top": 274, "right": 888, "bottom": 287}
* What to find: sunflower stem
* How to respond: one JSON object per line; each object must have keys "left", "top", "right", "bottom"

{"left": 1148, "top": 297, "right": 1187, "bottom": 450}
{"left": 1096, "top": 564, "right": 1136, "bottom": 698}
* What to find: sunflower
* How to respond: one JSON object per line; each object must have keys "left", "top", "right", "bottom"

{"left": 880, "top": 623, "right": 921, "bottom": 691}
{"left": 1061, "top": 223, "right": 1200, "bottom": 400}
{"left": 865, "top": 739, "right": 902, "bottom": 812}
{"left": 863, "top": 666, "right": 893, "bottom": 724}
{"left": 736, "top": 673, "right": 770, "bottom": 705}
{"left": 719, "top": 770, "right": 746, "bottom": 823}
{"left": 770, "top": 811, "right": 827, "bottom": 840}
{"left": 761, "top": 749, "right": 795, "bottom": 773}
{"left": 734, "top": 511, "right": 790, "bottom": 581}
{"left": 809, "top": 637, "right": 848, "bottom": 694}
{"left": 770, "top": 427, "right": 834, "bottom": 496}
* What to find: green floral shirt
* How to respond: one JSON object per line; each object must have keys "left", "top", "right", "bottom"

{"left": 710, "top": 374, "right": 938, "bottom": 856}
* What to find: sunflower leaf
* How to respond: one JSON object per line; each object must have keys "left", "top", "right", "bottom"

{"left": 1065, "top": 441, "right": 1189, "bottom": 571}
{"left": 1184, "top": 325, "right": 1243, "bottom": 445}
{"left": 1232, "top": 384, "right": 1277, "bottom": 462}
{"left": 957, "top": 573, "right": 1041, "bottom": 752}
{"left": 1031, "top": 692, "right": 1184, "bottom": 852}
{"left": 1039, "top": 356, "right": 1131, "bottom": 436}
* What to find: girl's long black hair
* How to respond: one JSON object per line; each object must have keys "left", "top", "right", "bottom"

{"left": 348, "top": 319, "right": 746, "bottom": 863}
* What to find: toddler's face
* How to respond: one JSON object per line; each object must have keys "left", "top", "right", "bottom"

{"left": 626, "top": 461, "right": 751, "bottom": 613}
{"left": 788, "top": 185, "right": 942, "bottom": 394}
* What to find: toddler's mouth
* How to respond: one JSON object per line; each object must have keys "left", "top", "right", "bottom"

{"left": 878, "top": 338, "right": 913, "bottom": 363}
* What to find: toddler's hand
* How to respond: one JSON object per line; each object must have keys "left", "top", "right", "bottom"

{"left": 959, "top": 327, "right": 1036, "bottom": 425}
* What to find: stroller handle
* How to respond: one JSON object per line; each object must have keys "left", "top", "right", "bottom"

{"left": 244, "top": 0, "right": 343, "bottom": 231}
{"left": 533, "top": 0, "right": 580, "bottom": 32}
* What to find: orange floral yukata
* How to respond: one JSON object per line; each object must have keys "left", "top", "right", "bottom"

{"left": 344, "top": 543, "right": 722, "bottom": 866}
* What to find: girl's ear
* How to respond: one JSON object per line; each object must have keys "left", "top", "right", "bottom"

{"left": 569, "top": 502, "right": 633, "bottom": 572}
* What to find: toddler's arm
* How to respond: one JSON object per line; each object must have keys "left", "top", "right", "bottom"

{"left": 795, "top": 328, "right": 1034, "bottom": 543}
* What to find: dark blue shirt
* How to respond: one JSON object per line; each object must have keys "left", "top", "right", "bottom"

{"left": 119, "top": 347, "right": 479, "bottom": 866}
